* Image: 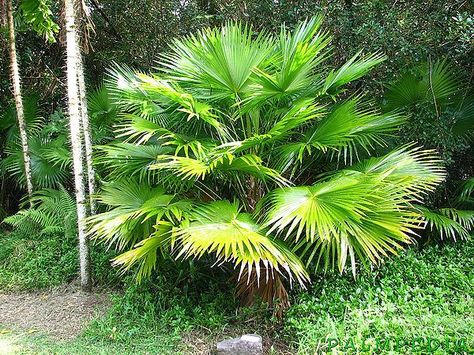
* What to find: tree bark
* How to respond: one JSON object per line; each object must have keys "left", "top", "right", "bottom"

{"left": 64, "top": 0, "right": 91, "bottom": 291}
{"left": 6, "top": 0, "right": 34, "bottom": 206}
{"left": 76, "top": 46, "right": 96, "bottom": 214}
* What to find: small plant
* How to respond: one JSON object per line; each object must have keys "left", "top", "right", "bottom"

{"left": 3, "top": 187, "right": 77, "bottom": 238}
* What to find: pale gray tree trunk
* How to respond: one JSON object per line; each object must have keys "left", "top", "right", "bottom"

{"left": 64, "top": 0, "right": 91, "bottom": 291}
{"left": 6, "top": 0, "right": 34, "bottom": 205}
{"left": 76, "top": 48, "right": 96, "bottom": 214}
{"left": 74, "top": 0, "right": 96, "bottom": 213}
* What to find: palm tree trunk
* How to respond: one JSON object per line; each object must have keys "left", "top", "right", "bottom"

{"left": 76, "top": 49, "right": 96, "bottom": 214}
{"left": 64, "top": 0, "right": 91, "bottom": 291}
{"left": 6, "top": 0, "right": 34, "bottom": 205}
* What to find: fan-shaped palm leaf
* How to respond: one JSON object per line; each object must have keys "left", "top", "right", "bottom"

{"left": 346, "top": 145, "right": 445, "bottom": 198}
{"left": 417, "top": 206, "right": 472, "bottom": 240}
{"left": 262, "top": 173, "right": 421, "bottom": 274}
{"left": 385, "top": 59, "right": 461, "bottom": 110}
{"left": 1, "top": 136, "right": 71, "bottom": 189}
{"left": 162, "top": 22, "right": 274, "bottom": 101}
{"left": 174, "top": 200, "right": 309, "bottom": 286}
{"left": 88, "top": 179, "right": 190, "bottom": 250}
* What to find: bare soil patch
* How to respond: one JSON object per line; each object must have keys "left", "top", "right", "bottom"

{"left": 0, "top": 286, "right": 110, "bottom": 339}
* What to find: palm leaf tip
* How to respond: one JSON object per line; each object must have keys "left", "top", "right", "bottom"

{"left": 112, "top": 224, "right": 172, "bottom": 283}
{"left": 173, "top": 200, "right": 309, "bottom": 287}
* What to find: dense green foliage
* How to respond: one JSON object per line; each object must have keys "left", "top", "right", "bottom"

{"left": 285, "top": 240, "right": 474, "bottom": 353}
{"left": 0, "top": 229, "right": 78, "bottom": 290}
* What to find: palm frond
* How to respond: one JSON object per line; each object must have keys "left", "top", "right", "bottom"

{"left": 385, "top": 59, "right": 461, "bottom": 110}
{"left": 452, "top": 98, "right": 474, "bottom": 137}
{"left": 112, "top": 223, "right": 173, "bottom": 282}
{"left": 458, "top": 177, "right": 474, "bottom": 204}
{"left": 1, "top": 136, "right": 71, "bottom": 189}
{"left": 247, "top": 16, "right": 330, "bottom": 106}
{"left": 0, "top": 95, "right": 44, "bottom": 146}
{"left": 262, "top": 173, "right": 419, "bottom": 274}
{"left": 88, "top": 179, "right": 189, "bottom": 250}
{"left": 174, "top": 200, "right": 309, "bottom": 286}
{"left": 346, "top": 145, "right": 446, "bottom": 198}
{"left": 152, "top": 152, "right": 289, "bottom": 186}
{"left": 322, "top": 51, "right": 385, "bottom": 95}
{"left": 305, "top": 97, "right": 405, "bottom": 162}
{"left": 162, "top": 22, "right": 274, "bottom": 100}
{"left": 88, "top": 85, "right": 119, "bottom": 129}
{"left": 96, "top": 143, "right": 173, "bottom": 183}
{"left": 417, "top": 206, "right": 471, "bottom": 240}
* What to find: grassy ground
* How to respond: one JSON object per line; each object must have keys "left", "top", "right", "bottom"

{"left": 0, "top": 229, "right": 473, "bottom": 354}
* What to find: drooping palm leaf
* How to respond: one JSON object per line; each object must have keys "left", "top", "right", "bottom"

{"left": 152, "top": 152, "right": 289, "bottom": 187}
{"left": 417, "top": 206, "right": 472, "bottom": 240}
{"left": 88, "top": 179, "right": 190, "bottom": 250}
{"left": 262, "top": 173, "right": 421, "bottom": 274}
{"left": 173, "top": 200, "right": 309, "bottom": 286}
{"left": 346, "top": 145, "right": 446, "bottom": 198}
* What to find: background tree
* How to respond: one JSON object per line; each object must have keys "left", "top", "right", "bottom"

{"left": 64, "top": 0, "right": 91, "bottom": 291}
{"left": 5, "top": 0, "right": 34, "bottom": 204}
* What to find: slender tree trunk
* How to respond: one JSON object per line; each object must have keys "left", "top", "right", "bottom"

{"left": 6, "top": 0, "right": 34, "bottom": 205}
{"left": 64, "top": 0, "right": 91, "bottom": 291}
{"left": 76, "top": 47, "right": 96, "bottom": 214}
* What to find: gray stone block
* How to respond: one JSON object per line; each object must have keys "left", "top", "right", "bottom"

{"left": 216, "top": 334, "right": 263, "bottom": 355}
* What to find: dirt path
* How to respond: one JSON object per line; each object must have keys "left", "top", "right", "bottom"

{"left": 0, "top": 287, "right": 110, "bottom": 339}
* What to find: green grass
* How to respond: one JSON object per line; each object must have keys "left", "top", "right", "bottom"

{"left": 0, "top": 230, "right": 78, "bottom": 290}
{"left": 0, "top": 327, "right": 186, "bottom": 355}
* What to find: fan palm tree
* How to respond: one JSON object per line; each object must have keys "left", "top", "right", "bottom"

{"left": 89, "top": 17, "right": 445, "bottom": 304}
